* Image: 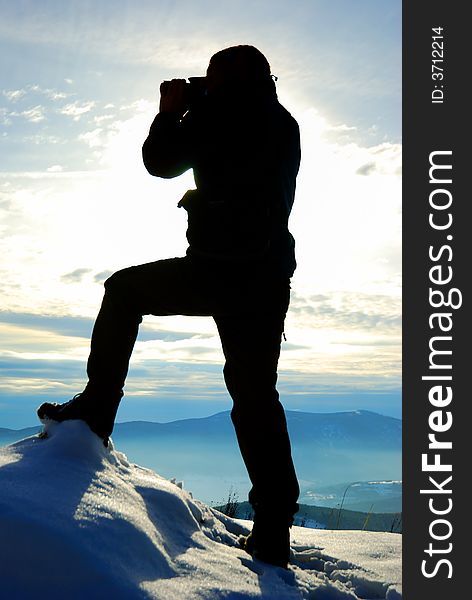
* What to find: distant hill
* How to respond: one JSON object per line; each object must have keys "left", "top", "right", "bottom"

{"left": 0, "top": 410, "right": 401, "bottom": 507}
{"left": 0, "top": 426, "right": 41, "bottom": 445}
{"left": 0, "top": 409, "right": 401, "bottom": 444}
{"left": 111, "top": 409, "right": 401, "bottom": 449}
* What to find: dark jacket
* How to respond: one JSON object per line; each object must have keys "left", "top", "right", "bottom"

{"left": 142, "top": 92, "right": 300, "bottom": 277}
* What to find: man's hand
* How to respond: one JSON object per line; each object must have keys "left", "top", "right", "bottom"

{"left": 159, "top": 79, "right": 188, "bottom": 116}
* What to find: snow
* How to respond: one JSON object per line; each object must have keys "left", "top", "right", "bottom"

{"left": 0, "top": 420, "right": 402, "bottom": 599}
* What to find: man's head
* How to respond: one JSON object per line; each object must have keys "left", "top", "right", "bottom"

{"left": 206, "top": 45, "right": 276, "bottom": 99}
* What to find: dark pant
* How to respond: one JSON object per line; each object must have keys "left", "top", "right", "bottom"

{"left": 86, "top": 255, "right": 299, "bottom": 519}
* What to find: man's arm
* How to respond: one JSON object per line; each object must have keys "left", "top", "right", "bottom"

{"left": 142, "top": 79, "right": 193, "bottom": 178}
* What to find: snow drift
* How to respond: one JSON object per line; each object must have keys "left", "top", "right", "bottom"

{"left": 0, "top": 420, "right": 402, "bottom": 599}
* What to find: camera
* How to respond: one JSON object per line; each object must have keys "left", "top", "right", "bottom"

{"left": 185, "top": 77, "right": 207, "bottom": 109}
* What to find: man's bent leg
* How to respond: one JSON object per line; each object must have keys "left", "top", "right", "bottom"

{"left": 38, "top": 257, "right": 212, "bottom": 441}
{"left": 37, "top": 267, "right": 146, "bottom": 440}
{"left": 86, "top": 257, "right": 224, "bottom": 392}
{"left": 85, "top": 269, "right": 144, "bottom": 395}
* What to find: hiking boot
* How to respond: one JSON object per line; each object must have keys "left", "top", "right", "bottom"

{"left": 239, "top": 514, "right": 291, "bottom": 568}
{"left": 37, "top": 388, "right": 122, "bottom": 446}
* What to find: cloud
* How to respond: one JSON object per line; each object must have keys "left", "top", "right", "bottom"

{"left": 0, "top": 311, "right": 213, "bottom": 345}
{"left": 15, "top": 105, "right": 46, "bottom": 123}
{"left": 0, "top": 356, "right": 86, "bottom": 399}
{"left": 0, "top": 312, "right": 93, "bottom": 340}
{"left": 3, "top": 89, "right": 27, "bottom": 102}
{"left": 45, "top": 90, "right": 69, "bottom": 101}
{"left": 61, "top": 268, "right": 93, "bottom": 284}
{"left": 278, "top": 288, "right": 401, "bottom": 380}
{"left": 289, "top": 291, "right": 401, "bottom": 334}
{"left": 92, "top": 114, "right": 114, "bottom": 125}
{"left": 78, "top": 127, "right": 104, "bottom": 148}
{"left": 60, "top": 101, "right": 96, "bottom": 120}
{"left": 356, "top": 162, "right": 376, "bottom": 176}
{"left": 20, "top": 134, "right": 63, "bottom": 146}
{"left": 288, "top": 107, "right": 401, "bottom": 298}
{"left": 27, "top": 85, "right": 70, "bottom": 101}
{"left": 0, "top": 107, "right": 11, "bottom": 126}
{"left": 329, "top": 123, "right": 357, "bottom": 133}
{"left": 2, "top": 84, "right": 72, "bottom": 106}
{"left": 93, "top": 270, "right": 113, "bottom": 284}
{"left": 2, "top": 84, "right": 79, "bottom": 123}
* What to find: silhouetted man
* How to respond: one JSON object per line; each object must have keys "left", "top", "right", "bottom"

{"left": 38, "top": 45, "right": 300, "bottom": 568}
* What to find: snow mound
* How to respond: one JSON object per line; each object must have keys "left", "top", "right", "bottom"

{"left": 0, "top": 420, "right": 402, "bottom": 599}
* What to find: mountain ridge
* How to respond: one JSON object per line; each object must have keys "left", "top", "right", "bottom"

{"left": 1, "top": 408, "right": 401, "bottom": 431}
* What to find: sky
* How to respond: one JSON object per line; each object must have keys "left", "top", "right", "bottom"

{"left": 0, "top": 0, "right": 402, "bottom": 428}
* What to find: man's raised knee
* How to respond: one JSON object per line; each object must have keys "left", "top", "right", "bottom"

{"left": 104, "top": 267, "right": 136, "bottom": 293}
